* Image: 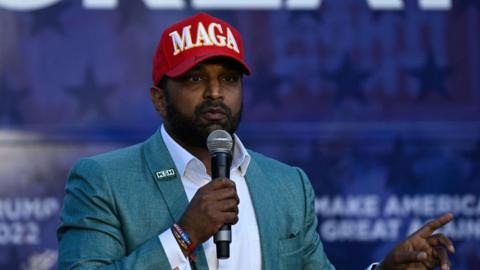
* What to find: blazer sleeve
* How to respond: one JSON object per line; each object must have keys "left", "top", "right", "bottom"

{"left": 57, "top": 158, "right": 173, "bottom": 270}
{"left": 296, "top": 167, "right": 336, "bottom": 270}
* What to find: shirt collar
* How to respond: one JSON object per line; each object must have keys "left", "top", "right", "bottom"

{"left": 161, "top": 125, "right": 251, "bottom": 177}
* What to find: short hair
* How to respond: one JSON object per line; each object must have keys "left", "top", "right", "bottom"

{"left": 157, "top": 76, "right": 169, "bottom": 90}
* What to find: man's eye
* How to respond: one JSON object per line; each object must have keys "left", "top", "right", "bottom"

{"left": 222, "top": 75, "right": 239, "bottom": 82}
{"left": 189, "top": 76, "right": 203, "bottom": 82}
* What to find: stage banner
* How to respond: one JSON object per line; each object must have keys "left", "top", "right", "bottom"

{"left": 0, "top": 0, "right": 479, "bottom": 269}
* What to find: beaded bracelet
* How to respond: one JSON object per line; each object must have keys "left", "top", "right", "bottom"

{"left": 171, "top": 223, "right": 197, "bottom": 258}
{"left": 172, "top": 228, "right": 189, "bottom": 251}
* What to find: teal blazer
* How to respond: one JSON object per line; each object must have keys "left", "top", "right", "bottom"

{"left": 58, "top": 130, "right": 335, "bottom": 270}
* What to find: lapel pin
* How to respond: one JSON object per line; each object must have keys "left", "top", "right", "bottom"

{"left": 156, "top": 168, "right": 176, "bottom": 180}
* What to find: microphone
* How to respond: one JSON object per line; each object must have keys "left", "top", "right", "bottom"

{"left": 207, "top": 129, "right": 233, "bottom": 259}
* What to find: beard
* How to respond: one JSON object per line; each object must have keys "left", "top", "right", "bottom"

{"left": 164, "top": 99, "right": 242, "bottom": 149}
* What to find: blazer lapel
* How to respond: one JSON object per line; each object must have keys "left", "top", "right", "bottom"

{"left": 143, "top": 129, "right": 209, "bottom": 270}
{"left": 245, "top": 156, "right": 278, "bottom": 270}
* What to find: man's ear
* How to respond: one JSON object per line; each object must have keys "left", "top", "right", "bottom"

{"left": 150, "top": 86, "right": 168, "bottom": 118}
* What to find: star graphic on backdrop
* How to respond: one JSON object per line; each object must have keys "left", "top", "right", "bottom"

{"left": 322, "top": 55, "right": 371, "bottom": 105}
{"left": 406, "top": 52, "right": 453, "bottom": 102}
{"left": 29, "top": 1, "right": 71, "bottom": 36}
{"left": 0, "top": 75, "right": 29, "bottom": 124}
{"left": 457, "top": 0, "right": 480, "bottom": 12}
{"left": 462, "top": 138, "right": 480, "bottom": 182}
{"left": 381, "top": 137, "right": 419, "bottom": 188}
{"left": 289, "top": 10, "right": 323, "bottom": 24}
{"left": 30, "top": 163, "right": 70, "bottom": 193}
{"left": 66, "top": 66, "right": 116, "bottom": 119}
{"left": 246, "top": 65, "right": 285, "bottom": 108}
{"left": 117, "top": 0, "right": 150, "bottom": 31}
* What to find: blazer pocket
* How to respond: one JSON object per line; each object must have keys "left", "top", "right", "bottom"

{"left": 278, "top": 234, "right": 303, "bottom": 270}
{"left": 278, "top": 233, "right": 303, "bottom": 256}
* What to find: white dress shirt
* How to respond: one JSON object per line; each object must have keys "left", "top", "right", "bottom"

{"left": 158, "top": 125, "right": 262, "bottom": 270}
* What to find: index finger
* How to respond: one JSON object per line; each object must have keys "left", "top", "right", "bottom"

{"left": 414, "top": 213, "right": 454, "bottom": 238}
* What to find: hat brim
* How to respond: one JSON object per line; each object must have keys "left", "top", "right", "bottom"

{"left": 165, "top": 52, "right": 251, "bottom": 78}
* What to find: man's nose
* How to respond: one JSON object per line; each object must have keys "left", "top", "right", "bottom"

{"left": 204, "top": 79, "right": 223, "bottom": 100}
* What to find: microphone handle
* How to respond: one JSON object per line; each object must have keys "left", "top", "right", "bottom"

{"left": 212, "top": 152, "right": 232, "bottom": 259}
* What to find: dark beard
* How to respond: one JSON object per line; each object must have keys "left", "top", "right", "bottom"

{"left": 165, "top": 99, "right": 242, "bottom": 149}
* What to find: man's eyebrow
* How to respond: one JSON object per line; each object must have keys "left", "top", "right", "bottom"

{"left": 184, "top": 65, "right": 205, "bottom": 74}
{"left": 182, "top": 63, "right": 243, "bottom": 75}
{"left": 176, "top": 67, "right": 203, "bottom": 79}
{"left": 224, "top": 68, "right": 242, "bottom": 74}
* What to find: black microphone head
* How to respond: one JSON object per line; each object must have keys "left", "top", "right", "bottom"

{"left": 207, "top": 130, "right": 233, "bottom": 155}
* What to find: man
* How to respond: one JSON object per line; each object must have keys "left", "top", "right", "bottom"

{"left": 58, "top": 13, "right": 455, "bottom": 270}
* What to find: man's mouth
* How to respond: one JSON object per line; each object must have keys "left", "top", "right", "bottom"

{"left": 201, "top": 107, "right": 227, "bottom": 120}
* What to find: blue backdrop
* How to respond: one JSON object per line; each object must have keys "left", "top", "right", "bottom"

{"left": 0, "top": 0, "right": 479, "bottom": 269}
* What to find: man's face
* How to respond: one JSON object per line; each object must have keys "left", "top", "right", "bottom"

{"left": 153, "top": 58, "right": 243, "bottom": 149}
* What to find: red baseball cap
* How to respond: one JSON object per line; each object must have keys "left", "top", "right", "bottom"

{"left": 152, "top": 13, "right": 251, "bottom": 85}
